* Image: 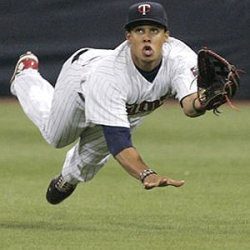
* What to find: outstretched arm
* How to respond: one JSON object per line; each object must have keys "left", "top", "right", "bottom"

{"left": 102, "top": 125, "right": 184, "bottom": 189}
{"left": 115, "top": 147, "right": 184, "bottom": 189}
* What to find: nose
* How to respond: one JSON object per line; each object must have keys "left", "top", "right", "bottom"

{"left": 142, "top": 30, "right": 151, "bottom": 43}
{"left": 143, "top": 38, "right": 151, "bottom": 43}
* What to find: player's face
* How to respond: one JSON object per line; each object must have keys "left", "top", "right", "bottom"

{"left": 126, "top": 25, "right": 169, "bottom": 71}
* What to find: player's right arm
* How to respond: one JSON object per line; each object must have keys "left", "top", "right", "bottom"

{"left": 116, "top": 147, "right": 184, "bottom": 189}
{"left": 102, "top": 125, "right": 184, "bottom": 189}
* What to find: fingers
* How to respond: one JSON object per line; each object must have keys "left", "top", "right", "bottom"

{"left": 143, "top": 175, "right": 185, "bottom": 190}
{"left": 162, "top": 178, "right": 185, "bottom": 187}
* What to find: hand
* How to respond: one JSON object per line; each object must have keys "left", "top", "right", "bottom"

{"left": 143, "top": 174, "right": 185, "bottom": 190}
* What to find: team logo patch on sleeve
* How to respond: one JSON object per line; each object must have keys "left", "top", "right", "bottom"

{"left": 191, "top": 66, "right": 198, "bottom": 77}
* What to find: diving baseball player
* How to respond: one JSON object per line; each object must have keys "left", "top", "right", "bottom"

{"left": 10, "top": 2, "right": 206, "bottom": 205}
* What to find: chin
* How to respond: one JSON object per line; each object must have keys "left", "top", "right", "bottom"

{"left": 142, "top": 56, "right": 155, "bottom": 63}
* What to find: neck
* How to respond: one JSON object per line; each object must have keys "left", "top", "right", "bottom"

{"left": 132, "top": 55, "right": 162, "bottom": 72}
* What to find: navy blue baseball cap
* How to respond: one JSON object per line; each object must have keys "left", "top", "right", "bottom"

{"left": 125, "top": 2, "right": 168, "bottom": 30}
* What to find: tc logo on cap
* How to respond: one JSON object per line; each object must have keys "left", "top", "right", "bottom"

{"left": 138, "top": 4, "right": 151, "bottom": 15}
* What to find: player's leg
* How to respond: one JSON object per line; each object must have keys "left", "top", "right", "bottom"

{"left": 46, "top": 126, "right": 111, "bottom": 205}
{"left": 61, "top": 118, "right": 143, "bottom": 184}
{"left": 45, "top": 119, "right": 145, "bottom": 205}
{"left": 62, "top": 126, "right": 110, "bottom": 184}
{"left": 10, "top": 51, "right": 86, "bottom": 148}
{"left": 42, "top": 57, "right": 87, "bottom": 148}
{"left": 10, "top": 52, "right": 54, "bottom": 131}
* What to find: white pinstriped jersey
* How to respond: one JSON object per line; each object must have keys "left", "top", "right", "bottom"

{"left": 11, "top": 37, "right": 198, "bottom": 184}
{"left": 78, "top": 37, "right": 198, "bottom": 128}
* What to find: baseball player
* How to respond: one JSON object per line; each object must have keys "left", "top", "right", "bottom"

{"left": 10, "top": 2, "right": 206, "bottom": 205}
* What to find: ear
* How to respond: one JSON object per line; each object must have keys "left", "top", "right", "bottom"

{"left": 165, "top": 30, "right": 169, "bottom": 42}
{"left": 125, "top": 31, "right": 131, "bottom": 42}
{"left": 164, "top": 30, "right": 170, "bottom": 42}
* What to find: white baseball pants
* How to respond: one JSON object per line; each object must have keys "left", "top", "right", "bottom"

{"left": 11, "top": 55, "right": 111, "bottom": 184}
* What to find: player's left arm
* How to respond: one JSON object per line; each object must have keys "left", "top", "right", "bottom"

{"left": 169, "top": 46, "right": 206, "bottom": 118}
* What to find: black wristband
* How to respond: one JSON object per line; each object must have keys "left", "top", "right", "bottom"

{"left": 139, "top": 169, "right": 157, "bottom": 183}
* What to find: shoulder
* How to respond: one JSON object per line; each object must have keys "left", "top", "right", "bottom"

{"left": 162, "top": 37, "right": 197, "bottom": 74}
{"left": 163, "top": 37, "right": 197, "bottom": 60}
{"left": 97, "top": 41, "right": 129, "bottom": 67}
{"left": 86, "top": 42, "right": 130, "bottom": 86}
{"left": 90, "top": 41, "right": 130, "bottom": 78}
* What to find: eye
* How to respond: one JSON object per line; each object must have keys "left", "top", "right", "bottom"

{"left": 151, "top": 28, "right": 159, "bottom": 34}
{"left": 134, "top": 28, "right": 144, "bottom": 34}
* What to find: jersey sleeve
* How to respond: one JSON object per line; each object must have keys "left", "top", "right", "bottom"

{"left": 170, "top": 49, "right": 198, "bottom": 101}
{"left": 84, "top": 73, "right": 130, "bottom": 128}
{"left": 102, "top": 125, "right": 133, "bottom": 156}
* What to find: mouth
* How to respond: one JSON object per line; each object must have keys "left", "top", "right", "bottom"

{"left": 143, "top": 45, "right": 153, "bottom": 57}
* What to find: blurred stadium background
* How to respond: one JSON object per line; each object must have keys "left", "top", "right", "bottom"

{"left": 0, "top": 0, "right": 249, "bottom": 99}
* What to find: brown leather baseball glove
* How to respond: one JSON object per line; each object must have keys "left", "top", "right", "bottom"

{"left": 197, "top": 48, "right": 240, "bottom": 114}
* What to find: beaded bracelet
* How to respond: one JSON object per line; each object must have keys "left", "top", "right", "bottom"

{"left": 139, "top": 169, "right": 157, "bottom": 183}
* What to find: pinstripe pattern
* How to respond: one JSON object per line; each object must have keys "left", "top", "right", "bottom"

{"left": 11, "top": 37, "right": 198, "bottom": 184}
{"left": 13, "top": 69, "right": 54, "bottom": 135}
{"left": 62, "top": 126, "right": 110, "bottom": 183}
{"left": 84, "top": 38, "right": 198, "bottom": 128}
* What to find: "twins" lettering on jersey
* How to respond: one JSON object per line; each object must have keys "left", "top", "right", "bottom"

{"left": 126, "top": 93, "right": 169, "bottom": 115}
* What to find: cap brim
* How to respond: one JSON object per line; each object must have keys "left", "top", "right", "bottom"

{"left": 124, "top": 19, "right": 167, "bottom": 30}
